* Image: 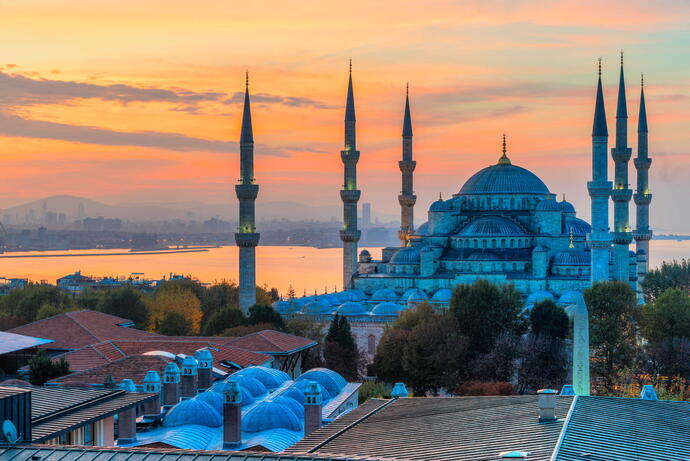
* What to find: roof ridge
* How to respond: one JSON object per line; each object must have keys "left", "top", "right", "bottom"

{"left": 63, "top": 313, "right": 101, "bottom": 346}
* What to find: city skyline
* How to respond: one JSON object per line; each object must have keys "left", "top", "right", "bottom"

{"left": 1, "top": 1, "right": 690, "bottom": 232}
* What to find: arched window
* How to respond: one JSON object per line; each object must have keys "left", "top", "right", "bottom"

{"left": 473, "top": 239, "right": 478, "bottom": 248}
{"left": 510, "top": 197, "right": 515, "bottom": 209}
{"left": 510, "top": 239, "right": 515, "bottom": 248}
{"left": 367, "top": 335, "right": 376, "bottom": 355}
{"left": 482, "top": 240, "right": 487, "bottom": 249}
{"left": 501, "top": 239, "right": 506, "bottom": 248}
{"left": 491, "top": 239, "right": 497, "bottom": 248}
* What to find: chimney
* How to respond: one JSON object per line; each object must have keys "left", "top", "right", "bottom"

{"left": 222, "top": 380, "right": 243, "bottom": 449}
{"left": 537, "top": 389, "right": 558, "bottom": 422}
{"left": 391, "top": 382, "right": 409, "bottom": 398}
{"left": 195, "top": 349, "right": 213, "bottom": 391}
{"left": 180, "top": 356, "right": 198, "bottom": 399}
{"left": 304, "top": 381, "right": 323, "bottom": 437}
{"left": 142, "top": 370, "right": 162, "bottom": 417}
{"left": 117, "top": 407, "right": 136, "bottom": 443}
{"left": 163, "top": 362, "right": 181, "bottom": 407}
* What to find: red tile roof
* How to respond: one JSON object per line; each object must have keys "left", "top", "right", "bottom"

{"left": 8, "top": 310, "right": 157, "bottom": 350}
{"left": 49, "top": 355, "right": 172, "bottom": 385}
{"left": 226, "top": 329, "right": 317, "bottom": 354}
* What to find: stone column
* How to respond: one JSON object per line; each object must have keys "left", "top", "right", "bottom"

{"left": 180, "top": 356, "right": 198, "bottom": 399}
{"left": 163, "top": 362, "right": 180, "bottom": 407}
{"left": 195, "top": 349, "right": 213, "bottom": 391}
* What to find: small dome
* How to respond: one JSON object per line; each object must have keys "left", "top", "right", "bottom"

{"left": 281, "top": 386, "right": 306, "bottom": 404}
{"left": 359, "top": 249, "right": 371, "bottom": 256}
{"left": 564, "top": 217, "right": 591, "bottom": 236}
{"left": 390, "top": 247, "right": 421, "bottom": 265}
{"left": 345, "top": 289, "right": 367, "bottom": 301}
{"left": 559, "top": 200, "right": 576, "bottom": 213}
{"left": 458, "top": 217, "right": 526, "bottom": 237}
{"left": 297, "top": 368, "right": 347, "bottom": 396}
{"left": 338, "top": 301, "right": 368, "bottom": 316}
{"left": 143, "top": 370, "right": 161, "bottom": 384}
{"left": 431, "top": 288, "right": 453, "bottom": 303}
{"left": 458, "top": 163, "right": 550, "bottom": 196}
{"left": 407, "top": 289, "right": 428, "bottom": 303}
{"left": 416, "top": 222, "right": 430, "bottom": 235}
{"left": 210, "top": 380, "right": 254, "bottom": 406}
{"left": 290, "top": 380, "right": 331, "bottom": 402}
{"left": 242, "top": 401, "right": 302, "bottom": 433}
{"left": 0, "top": 379, "right": 31, "bottom": 386}
{"left": 224, "top": 374, "right": 268, "bottom": 397}
{"left": 536, "top": 199, "right": 561, "bottom": 212}
{"left": 163, "top": 398, "right": 222, "bottom": 427}
{"left": 195, "top": 390, "right": 224, "bottom": 413}
{"left": 302, "top": 300, "right": 333, "bottom": 315}
{"left": 525, "top": 290, "right": 555, "bottom": 306}
{"left": 401, "top": 288, "right": 418, "bottom": 300}
{"left": 233, "top": 366, "right": 290, "bottom": 390}
{"left": 429, "top": 199, "right": 453, "bottom": 212}
{"left": 553, "top": 249, "right": 589, "bottom": 266}
{"left": 323, "top": 294, "right": 342, "bottom": 306}
{"left": 274, "top": 395, "right": 304, "bottom": 419}
{"left": 371, "top": 288, "right": 399, "bottom": 302}
{"left": 371, "top": 302, "right": 406, "bottom": 316}
{"left": 557, "top": 290, "right": 583, "bottom": 307}
{"left": 119, "top": 379, "right": 136, "bottom": 392}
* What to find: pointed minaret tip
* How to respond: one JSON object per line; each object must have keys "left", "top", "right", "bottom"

{"left": 240, "top": 71, "right": 254, "bottom": 144}
{"left": 403, "top": 83, "right": 413, "bottom": 137}
{"left": 345, "top": 60, "right": 356, "bottom": 122}
{"left": 638, "top": 73, "right": 648, "bottom": 133}
{"left": 498, "top": 133, "right": 511, "bottom": 165}
{"left": 593, "top": 58, "right": 608, "bottom": 137}
{"left": 616, "top": 51, "right": 628, "bottom": 118}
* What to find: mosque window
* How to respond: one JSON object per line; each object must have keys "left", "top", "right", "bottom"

{"left": 368, "top": 335, "right": 376, "bottom": 355}
{"left": 501, "top": 239, "right": 506, "bottom": 248}
{"left": 510, "top": 239, "right": 515, "bottom": 248}
{"left": 473, "top": 239, "right": 477, "bottom": 248}
{"left": 566, "top": 268, "right": 571, "bottom": 276}
{"left": 491, "top": 239, "right": 496, "bottom": 248}
{"left": 510, "top": 197, "right": 515, "bottom": 208}
{"left": 512, "top": 263, "right": 517, "bottom": 271}
{"left": 482, "top": 240, "right": 487, "bottom": 249}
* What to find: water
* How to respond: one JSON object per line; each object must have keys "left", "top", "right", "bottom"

{"left": 1, "top": 240, "right": 689, "bottom": 296}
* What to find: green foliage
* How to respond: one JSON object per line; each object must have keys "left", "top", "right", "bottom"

{"left": 157, "top": 311, "right": 192, "bottom": 336}
{"left": 358, "top": 381, "right": 391, "bottom": 403}
{"left": 529, "top": 300, "right": 569, "bottom": 339}
{"left": 74, "top": 289, "right": 105, "bottom": 310}
{"left": 156, "top": 278, "right": 206, "bottom": 300}
{"left": 202, "top": 306, "right": 246, "bottom": 336}
{"left": 248, "top": 304, "right": 284, "bottom": 330}
{"left": 29, "top": 351, "right": 70, "bottom": 385}
{"left": 35, "top": 303, "right": 73, "bottom": 321}
{"left": 641, "top": 259, "right": 690, "bottom": 302}
{"left": 450, "top": 280, "right": 526, "bottom": 354}
{"left": 285, "top": 318, "right": 325, "bottom": 370}
{"left": 220, "top": 322, "right": 276, "bottom": 337}
{"left": 324, "top": 314, "right": 360, "bottom": 381}
{"left": 200, "top": 282, "right": 238, "bottom": 320}
{"left": 584, "top": 281, "right": 638, "bottom": 392}
{"left": 518, "top": 334, "right": 568, "bottom": 393}
{"left": 0, "top": 283, "right": 72, "bottom": 323}
{"left": 641, "top": 288, "right": 690, "bottom": 343}
{"left": 97, "top": 286, "right": 148, "bottom": 328}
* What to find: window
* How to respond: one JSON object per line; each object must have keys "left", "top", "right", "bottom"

{"left": 510, "top": 239, "right": 515, "bottom": 248}
{"left": 501, "top": 239, "right": 506, "bottom": 248}
{"left": 84, "top": 423, "right": 94, "bottom": 446}
{"left": 491, "top": 239, "right": 496, "bottom": 248}
{"left": 482, "top": 240, "right": 487, "bottom": 249}
{"left": 368, "top": 335, "right": 376, "bottom": 355}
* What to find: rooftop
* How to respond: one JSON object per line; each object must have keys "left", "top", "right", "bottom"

{"left": 0, "top": 331, "right": 53, "bottom": 355}
{"left": 48, "top": 355, "right": 172, "bottom": 386}
{"left": 226, "top": 330, "right": 317, "bottom": 355}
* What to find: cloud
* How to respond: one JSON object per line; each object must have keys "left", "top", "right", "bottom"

{"left": 224, "top": 91, "right": 337, "bottom": 109}
{"left": 419, "top": 82, "right": 588, "bottom": 106}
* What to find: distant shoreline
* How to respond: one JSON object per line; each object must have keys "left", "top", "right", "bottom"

{"left": 0, "top": 249, "right": 209, "bottom": 258}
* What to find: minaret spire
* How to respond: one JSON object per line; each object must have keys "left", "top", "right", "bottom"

{"left": 634, "top": 73, "right": 652, "bottom": 275}
{"left": 498, "top": 133, "right": 511, "bottom": 165}
{"left": 235, "top": 72, "right": 260, "bottom": 312}
{"left": 398, "top": 83, "right": 416, "bottom": 246}
{"left": 588, "top": 58, "right": 612, "bottom": 283}
{"left": 611, "top": 51, "right": 633, "bottom": 282}
{"left": 340, "top": 61, "right": 361, "bottom": 289}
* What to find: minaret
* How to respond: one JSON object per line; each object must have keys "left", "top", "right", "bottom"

{"left": 588, "top": 58, "right": 612, "bottom": 283}
{"left": 340, "top": 61, "right": 361, "bottom": 289}
{"left": 633, "top": 74, "right": 652, "bottom": 271}
{"left": 611, "top": 52, "right": 633, "bottom": 282}
{"left": 235, "top": 72, "right": 260, "bottom": 312}
{"left": 398, "top": 83, "right": 416, "bottom": 246}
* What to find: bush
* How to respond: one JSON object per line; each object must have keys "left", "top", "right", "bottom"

{"left": 358, "top": 381, "right": 391, "bottom": 403}
{"left": 202, "top": 307, "right": 246, "bottom": 336}
{"left": 29, "top": 351, "right": 70, "bottom": 385}
{"left": 456, "top": 381, "right": 516, "bottom": 396}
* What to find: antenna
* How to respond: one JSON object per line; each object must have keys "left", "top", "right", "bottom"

{"left": 2, "top": 420, "right": 19, "bottom": 445}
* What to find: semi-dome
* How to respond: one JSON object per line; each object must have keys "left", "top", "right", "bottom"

{"left": 224, "top": 374, "right": 267, "bottom": 397}
{"left": 297, "top": 368, "right": 347, "bottom": 396}
{"left": 560, "top": 200, "right": 576, "bottom": 214}
{"left": 242, "top": 401, "right": 302, "bottom": 433}
{"left": 415, "top": 222, "right": 430, "bottom": 235}
{"left": 338, "top": 301, "right": 368, "bottom": 316}
{"left": 302, "top": 300, "right": 333, "bottom": 315}
{"left": 564, "top": 217, "right": 591, "bottom": 236}
{"left": 195, "top": 390, "right": 224, "bottom": 413}
{"left": 429, "top": 198, "right": 453, "bottom": 212}
{"left": 431, "top": 288, "right": 453, "bottom": 303}
{"left": 274, "top": 395, "right": 305, "bottom": 419}
{"left": 371, "top": 302, "right": 406, "bottom": 316}
{"left": 553, "top": 249, "right": 590, "bottom": 266}
{"left": 458, "top": 163, "right": 550, "bottom": 196}
{"left": 390, "top": 247, "right": 421, "bottom": 265}
{"left": 233, "top": 366, "right": 290, "bottom": 390}
{"left": 457, "top": 216, "right": 526, "bottom": 237}
{"left": 371, "top": 288, "right": 398, "bottom": 302}
{"left": 536, "top": 199, "right": 562, "bottom": 212}
{"left": 163, "top": 398, "right": 222, "bottom": 427}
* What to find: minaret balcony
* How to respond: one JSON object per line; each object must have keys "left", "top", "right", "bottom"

{"left": 235, "top": 232, "right": 260, "bottom": 247}
{"left": 633, "top": 192, "right": 652, "bottom": 205}
{"left": 340, "top": 150, "right": 360, "bottom": 164}
{"left": 398, "top": 194, "right": 417, "bottom": 207}
{"left": 633, "top": 157, "right": 652, "bottom": 169}
{"left": 398, "top": 160, "right": 416, "bottom": 173}
{"left": 633, "top": 230, "right": 653, "bottom": 241}
{"left": 587, "top": 181, "right": 612, "bottom": 198}
{"left": 235, "top": 184, "right": 259, "bottom": 200}
{"left": 611, "top": 146, "right": 632, "bottom": 163}
{"left": 340, "top": 229, "right": 361, "bottom": 242}
{"left": 586, "top": 232, "right": 612, "bottom": 249}
{"left": 610, "top": 188, "right": 632, "bottom": 202}
{"left": 612, "top": 231, "right": 633, "bottom": 245}
{"left": 340, "top": 189, "right": 361, "bottom": 203}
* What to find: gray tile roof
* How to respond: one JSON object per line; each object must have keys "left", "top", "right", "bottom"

{"left": 287, "top": 395, "right": 574, "bottom": 461}
{"left": 554, "top": 396, "right": 690, "bottom": 461}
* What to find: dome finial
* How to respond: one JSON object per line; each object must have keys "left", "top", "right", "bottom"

{"left": 439, "top": 192, "right": 443, "bottom": 201}
{"left": 620, "top": 50, "right": 624, "bottom": 66}
{"left": 598, "top": 57, "right": 602, "bottom": 76}
{"left": 569, "top": 228, "right": 575, "bottom": 249}
{"left": 641, "top": 73, "right": 644, "bottom": 88}
{"left": 349, "top": 57, "right": 352, "bottom": 75}
{"left": 498, "top": 133, "right": 511, "bottom": 165}
{"left": 562, "top": 193, "right": 566, "bottom": 202}
{"left": 245, "top": 70, "right": 249, "bottom": 89}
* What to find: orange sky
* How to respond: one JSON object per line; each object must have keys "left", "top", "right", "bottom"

{"left": 1, "top": 0, "right": 690, "bottom": 231}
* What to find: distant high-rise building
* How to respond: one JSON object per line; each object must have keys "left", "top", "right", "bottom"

{"left": 361, "top": 203, "right": 371, "bottom": 227}
{"left": 78, "top": 202, "right": 85, "bottom": 220}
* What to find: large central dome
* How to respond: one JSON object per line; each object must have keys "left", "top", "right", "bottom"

{"left": 458, "top": 163, "right": 549, "bottom": 196}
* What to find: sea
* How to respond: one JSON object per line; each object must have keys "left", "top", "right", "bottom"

{"left": 1, "top": 240, "right": 689, "bottom": 296}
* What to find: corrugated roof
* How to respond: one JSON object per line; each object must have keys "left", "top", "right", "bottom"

{"left": 291, "top": 396, "right": 574, "bottom": 461}
{"left": 0, "top": 331, "right": 53, "bottom": 355}
{"left": 554, "top": 396, "right": 690, "bottom": 461}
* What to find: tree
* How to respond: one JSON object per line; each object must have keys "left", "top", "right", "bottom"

{"left": 200, "top": 282, "right": 238, "bottom": 322}
{"left": 35, "top": 303, "right": 73, "bottom": 321}
{"left": 220, "top": 322, "right": 277, "bottom": 337}
{"left": 247, "top": 304, "right": 284, "bottom": 330}
{"left": 285, "top": 318, "right": 325, "bottom": 370}
{"left": 529, "top": 300, "right": 569, "bottom": 339}
{"left": 470, "top": 332, "right": 520, "bottom": 383}
{"left": 584, "top": 281, "right": 638, "bottom": 392}
{"left": 640, "top": 288, "right": 690, "bottom": 344}
{"left": 74, "top": 289, "right": 104, "bottom": 310}
{"left": 28, "top": 351, "right": 70, "bottom": 385}
{"left": 324, "top": 314, "right": 359, "bottom": 380}
{"left": 0, "top": 283, "right": 72, "bottom": 323}
{"left": 147, "top": 286, "right": 203, "bottom": 334}
{"left": 157, "top": 311, "right": 192, "bottom": 336}
{"left": 373, "top": 327, "right": 410, "bottom": 384}
{"left": 202, "top": 306, "right": 246, "bottom": 336}
{"left": 450, "top": 280, "right": 525, "bottom": 355}
{"left": 97, "top": 287, "right": 148, "bottom": 328}
{"left": 256, "top": 285, "right": 279, "bottom": 306}
{"left": 641, "top": 259, "right": 690, "bottom": 302}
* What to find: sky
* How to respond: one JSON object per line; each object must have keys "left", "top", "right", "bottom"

{"left": 1, "top": 0, "right": 689, "bottom": 232}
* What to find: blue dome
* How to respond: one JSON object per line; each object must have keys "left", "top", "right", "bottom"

{"left": 564, "top": 217, "right": 591, "bottom": 236}
{"left": 210, "top": 380, "right": 254, "bottom": 406}
{"left": 558, "top": 291, "right": 584, "bottom": 307}
{"left": 416, "top": 222, "right": 430, "bottom": 235}
{"left": 390, "top": 247, "right": 421, "bottom": 265}
{"left": 407, "top": 289, "right": 428, "bottom": 302}
{"left": 560, "top": 200, "right": 576, "bottom": 213}
{"left": 195, "top": 390, "right": 224, "bottom": 413}
{"left": 242, "top": 401, "right": 302, "bottom": 433}
{"left": 233, "top": 366, "right": 290, "bottom": 390}
{"left": 371, "top": 302, "right": 406, "bottom": 316}
{"left": 536, "top": 199, "right": 562, "bottom": 211}
{"left": 334, "top": 291, "right": 356, "bottom": 303}
{"left": 302, "top": 300, "right": 334, "bottom": 315}
{"left": 431, "top": 288, "right": 453, "bottom": 303}
{"left": 281, "top": 386, "right": 306, "bottom": 404}
{"left": 553, "top": 249, "right": 589, "bottom": 266}
{"left": 347, "top": 289, "right": 367, "bottom": 301}
{"left": 224, "top": 374, "right": 268, "bottom": 397}
{"left": 458, "top": 217, "right": 526, "bottom": 237}
{"left": 429, "top": 199, "right": 453, "bottom": 212}
{"left": 525, "top": 290, "right": 555, "bottom": 306}
{"left": 458, "top": 163, "right": 549, "bottom": 196}
{"left": 322, "top": 294, "right": 342, "bottom": 306}
{"left": 371, "top": 288, "right": 398, "bottom": 302}
{"left": 272, "top": 300, "right": 299, "bottom": 315}
{"left": 163, "top": 398, "right": 222, "bottom": 427}
{"left": 297, "top": 368, "right": 347, "bottom": 396}
{"left": 290, "top": 379, "right": 331, "bottom": 402}
{"left": 274, "top": 395, "right": 304, "bottom": 419}
{"left": 338, "top": 301, "right": 368, "bottom": 316}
